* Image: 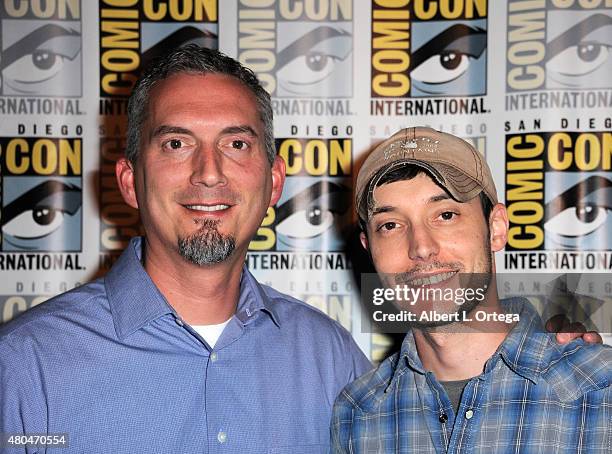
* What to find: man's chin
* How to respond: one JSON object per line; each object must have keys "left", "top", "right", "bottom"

{"left": 177, "top": 227, "right": 236, "bottom": 266}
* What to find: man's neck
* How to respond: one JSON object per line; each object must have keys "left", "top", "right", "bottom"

{"left": 413, "top": 298, "right": 515, "bottom": 381}
{"left": 143, "top": 239, "right": 245, "bottom": 325}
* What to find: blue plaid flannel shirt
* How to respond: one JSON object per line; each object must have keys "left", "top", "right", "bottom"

{"left": 331, "top": 298, "right": 611, "bottom": 453}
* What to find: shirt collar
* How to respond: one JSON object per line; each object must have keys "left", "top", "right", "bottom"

{"left": 106, "top": 237, "right": 280, "bottom": 340}
{"left": 392, "top": 298, "right": 550, "bottom": 386}
{"left": 380, "top": 330, "right": 424, "bottom": 394}
{"left": 235, "top": 266, "right": 281, "bottom": 327}
{"left": 495, "top": 297, "right": 555, "bottom": 383}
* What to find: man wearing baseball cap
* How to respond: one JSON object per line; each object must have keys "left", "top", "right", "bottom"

{"left": 331, "top": 127, "right": 611, "bottom": 453}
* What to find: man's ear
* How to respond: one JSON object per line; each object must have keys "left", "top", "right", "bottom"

{"left": 360, "top": 231, "right": 369, "bottom": 250}
{"left": 489, "top": 203, "right": 509, "bottom": 252}
{"left": 116, "top": 157, "right": 139, "bottom": 209}
{"left": 269, "top": 155, "right": 286, "bottom": 207}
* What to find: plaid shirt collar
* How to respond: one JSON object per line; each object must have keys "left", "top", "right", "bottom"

{"left": 377, "top": 298, "right": 607, "bottom": 403}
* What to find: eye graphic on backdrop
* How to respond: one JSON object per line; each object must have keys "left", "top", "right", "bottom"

{"left": 411, "top": 24, "right": 486, "bottom": 96}
{"left": 141, "top": 26, "right": 217, "bottom": 70}
{"left": 276, "top": 26, "right": 352, "bottom": 97}
{"left": 2, "top": 180, "right": 82, "bottom": 251}
{"left": 546, "top": 13, "right": 612, "bottom": 89}
{"left": 0, "top": 24, "right": 81, "bottom": 95}
{"left": 544, "top": 176, "right": 612, "bottom": 250}
{"left": 275, "top": 181, "right": 350, "bottom": 250}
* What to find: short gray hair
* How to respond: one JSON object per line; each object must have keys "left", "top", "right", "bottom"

{"left": 126, "top": 45, "right": 275, "bottom": 164}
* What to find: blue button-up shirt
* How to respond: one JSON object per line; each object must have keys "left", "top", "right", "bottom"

{"left": 0, "top": 238, "right": 372, "bottom": 453}
{"left": 332, "top": 299, "right": 611, "bottom": 453}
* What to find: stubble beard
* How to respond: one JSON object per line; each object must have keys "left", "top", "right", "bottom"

{"left": 409, "top": 237, "right": 494, "bottom": 330}
{"left": 178, "top": 219, "right": 236, "bottom": 265}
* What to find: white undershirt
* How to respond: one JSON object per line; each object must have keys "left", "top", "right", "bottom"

{"left": 192, "top": 319, "right": 231, "bottom": 348}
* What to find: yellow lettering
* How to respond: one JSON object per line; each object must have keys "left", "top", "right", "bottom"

{"left": 508, "top": 12, "right": 545, "bottom": 42}
{"left": 3, "top": 297, "right": 27, "bottom": 324}
{"left": 143, "top": 0, "right": 166, "bottom": 20}
{"left": 102, "top": 228, "right": 138, "bottom": 250}
{"left": 170, "top": 0, "right": 192, "bottom": 20}
{"left": 373, "top": 49, "right": 409, "bottom": 72}
{"left": 329, "top": 140, "right": 351, "bottom": 176}
{"left": 250, "top": 207, "right": 276, "bottom": 250}
{"left": 508, "top": 41, "right": 545, "bottom": 65}
{"left": 507, "top": 201, "right": 543, "bottom": 224}
{"left": 32, "top": 139, "right": 58, "bottom": 175}
{"left": 372, "top": 73, "right": 409, "bottom": 96}
{"left": 508, "top": 225, "right": 543, "bottom": 249}
{"left": 506, "top": 173, "right": 543, "bottom": 201}
{"left": 280, "top": 139, "right": 302, "bottom": 175}
{"left": 507, "top": 134, "right": 544, "bottom": 159}
{"left": 603, "top": 132, "right": 612, "bottom": 170}
{"left": 304, "top": 140, "right": 328, "bottom": 176}
{"left": 60, "top": 139, "right": 81, "bottom": 175}
{"left": 547, "top": 133, "right": 572, "bottom": 170}
{"left": 374, "top": 0, "right": 409, "bottom": 7}
{"left": 372, "top": 22, "right": 409, "bottom": 49}
{"left": 101, "top": 49, "right": 140, "bottom": 72}
{"left": 101, "top": 21, "right": 139, "bottom": 48}
{"left": 414, "top": 0, "right": 436, "bottom": 19}
{"left": 6, "top": 139, "right": 29, "bottom": 174}
{"left": 101, "top": 73, "right": 138, "bottom": 96}
{"left": 507, "top": 66, "right": 544, "bottom": 90}
{"left": 239, "top": 22, "right": 276, "bottom": 49}
{"left": 3, "top": 0, "right": 28, "bottom": 17}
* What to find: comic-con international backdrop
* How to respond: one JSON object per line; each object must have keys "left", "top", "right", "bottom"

{"left": 1, "top": 1, "right": 611, "bottom": 354}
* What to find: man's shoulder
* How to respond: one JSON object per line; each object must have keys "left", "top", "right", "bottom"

{"left": 0, "top": 278, "right": 106, "bottom": 343}
{"left": 334, "top": 351, "right": 402, "bottom": 413}
{"left": 532, "top": 335, "right": 612, "bottom": 401}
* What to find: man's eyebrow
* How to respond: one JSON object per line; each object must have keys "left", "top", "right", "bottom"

{"left": 371, "top": 205, "right": 395, "bottom": 216}
{"left": 370, "top": 192, "right": 452, "bottom": 216}
{"left": 150, "top": 125, "right": 193, "bottom": 140}
{"left": 547, "top": 14, "right": 612, "bottom": 60}
{"left": 429, "top": 193, "right": 452, "bottom": 203}
{"left": 220, "top": 125, "right": 258, "bottom": 137}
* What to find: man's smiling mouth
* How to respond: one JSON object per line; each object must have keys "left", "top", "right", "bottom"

{"left": 184, "top": 204, "right": 230, "bottom": 212}
{"left": 401, "top": 271, "right": 458, "bottom": 286}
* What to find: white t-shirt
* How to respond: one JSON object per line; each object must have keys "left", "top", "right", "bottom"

{"left": 192, "top": 319, "right": 231, "bottom": 348}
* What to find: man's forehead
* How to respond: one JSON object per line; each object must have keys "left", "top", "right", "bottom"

{"left": 371, "top": 172, "right": 448, "bottom": 202}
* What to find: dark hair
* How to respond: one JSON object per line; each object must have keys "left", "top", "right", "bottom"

{"left": 360, "top": 164, "right": 493, "bottom": 230}
{"left": 125, "top": 44, "right": 274, "bottom": 164}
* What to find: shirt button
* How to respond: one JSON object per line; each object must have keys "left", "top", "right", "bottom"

{"left": 465, "top": 409, "right": 474, "bottom": 420}
{"left": 438, "top": 413, "right": 448, "bottom": 423}
{"left": 217, "top": 431, "right": 227, "bottom": 443}
{"left": 210, "top": 352, "right": 218, "bottom": 362}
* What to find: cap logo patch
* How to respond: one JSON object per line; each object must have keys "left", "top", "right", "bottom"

{"left": 383, "top": 137, "right": 439, "bottom": 161}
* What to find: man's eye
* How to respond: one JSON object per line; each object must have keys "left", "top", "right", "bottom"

{"left": 379, "top": 222, "right": 397, "bottom": 231}
{"left": 440, "top": 211, "right": 455, "bottom": 221}
{"left": 163, "top": 139, "right": 184, "bottom": 150}
{"left": 231, "top": 140, "right": 248, "bottom": 150}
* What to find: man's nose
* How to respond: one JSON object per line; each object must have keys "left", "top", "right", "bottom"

{"left": 190, "top": 145, "right": 227, "bottom": 187}
{"left": 407, "top": 222, "right": 439, "bottom": 261}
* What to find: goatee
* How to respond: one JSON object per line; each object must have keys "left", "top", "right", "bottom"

{"left": 178, "top": 219, "right": 236, "bottom": 265}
